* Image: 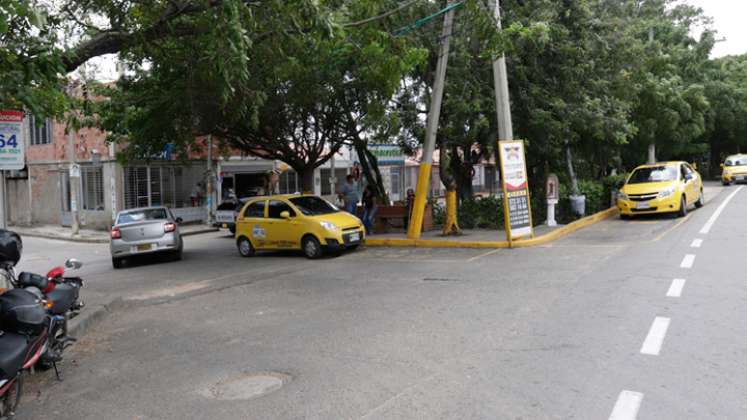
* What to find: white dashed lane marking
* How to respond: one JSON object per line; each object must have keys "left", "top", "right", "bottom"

{"left": 690, "top": 238, "right": 702, "bottom": 248}
{"left": 609, "top": 390, "right": 644, "bottom": 420}
{"left": 640, "top": 317, "right": 671, "bottom": 356}
{"left": 666, "top": 279, "right": 686, "bottom": 297}
{"left": 680, "top": 254, "right": 696, "bottom": 269}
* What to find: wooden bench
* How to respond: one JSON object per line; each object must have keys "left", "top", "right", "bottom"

{"left": 358, "top": 204, "right": 433, "bottom": 233}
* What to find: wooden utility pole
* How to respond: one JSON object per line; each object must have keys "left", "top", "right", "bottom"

{"left": 407, "top": 5, "right": 456, "bottom": 239}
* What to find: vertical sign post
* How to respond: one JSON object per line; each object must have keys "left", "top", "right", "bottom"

{"left": 0, "top": 111, "right": 26, "bottom": 229}
{"left": 498, "top": 140, "right": 533, "bottom": 245}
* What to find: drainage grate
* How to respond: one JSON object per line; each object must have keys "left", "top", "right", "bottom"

{"left": 423, "top": 277, "right": 460, "bottom": 282}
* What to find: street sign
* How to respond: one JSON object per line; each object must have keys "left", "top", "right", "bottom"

{"left": 0, "top": 110, "right": 26, "bottom": 170}
{"left": 498, "top": 140, "right": 533, "bottom": 241}
{"left": 369, "top": 144, "right": 405, "bottom": 166}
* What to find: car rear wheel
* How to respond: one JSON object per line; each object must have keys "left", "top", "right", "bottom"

{"left": 237, "top": 237, "right": 254, "bottom": 257}
{"left": 677, "top": 195, "right": 688, "bottom": 218}
{"left": 112, "top": 257, "right": 124, "bottom": 269}
{"left": 302, "top": 235, "right": 322, "bottom": 259}
{"left": 722, "top": 180, "right": 731, "bottom": 186}
{"left": 695, "top": 189, "right": 705, "bottom": 208}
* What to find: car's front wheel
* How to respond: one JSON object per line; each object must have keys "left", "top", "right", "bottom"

{"left": 237, "top": 237, "right": 255, "bottom": 257}
{"left": 301, "top": 235, "right": 323, "bottom": 259}
{"left": 677, "top": 195, "right": 688, "bottom": 218}
{"left": 695, "top": 189, "right": 705, "bottom": 208}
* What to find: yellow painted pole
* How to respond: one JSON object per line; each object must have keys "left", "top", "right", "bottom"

{"left": 407, "top": 5, "right": 456, "bottom": 239}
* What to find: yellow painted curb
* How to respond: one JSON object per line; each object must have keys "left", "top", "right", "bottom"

{"left": 365, "top": 207, "right": 619, "bottom": 249}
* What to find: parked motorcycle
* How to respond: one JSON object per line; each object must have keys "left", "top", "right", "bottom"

{"left": 0, "top": 288, "right": 49, "bottom": 419}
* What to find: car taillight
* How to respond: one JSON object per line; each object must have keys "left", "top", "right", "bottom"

{"left": 111, "top": 228, "right": 121, "bottom": 239}
{"left": 164, "top": 223, "right": 176, "bottom": 233}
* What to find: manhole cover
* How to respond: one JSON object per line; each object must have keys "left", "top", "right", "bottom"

{"left": 200, "top": 372, "right": 289, "bottom": 401}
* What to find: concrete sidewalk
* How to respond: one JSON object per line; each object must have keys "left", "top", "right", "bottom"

{"left": 9, "top": 223, "right": 218, "bottom": 243}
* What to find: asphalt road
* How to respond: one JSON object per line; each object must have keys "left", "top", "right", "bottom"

{"left": 15, "top": 183, "right": 747, "bottom": 420}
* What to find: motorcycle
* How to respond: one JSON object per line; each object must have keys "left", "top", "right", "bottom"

{"left": 13, "top": 259, "right": 84, "bottom": 377}
{"left": 0, "top": 288, "right": 49, "bottom": 419}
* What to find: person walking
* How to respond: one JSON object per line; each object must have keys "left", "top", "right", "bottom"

{"left": 362, "top": 185, "right": 377, "bottom": 235}
{"left": 338, "top": 175, "right": 359, "bottom": 215}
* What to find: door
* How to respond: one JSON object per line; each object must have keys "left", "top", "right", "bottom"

{"left": 681, "top": 164, "right": 697, "bottom": 204}
{"left": 265, "top": 200, "right": 300, "bottom": 248}
{"left": 238, "top": 200, "right": 269, "bottom": 248}
{"left": 60, "top": 171, "right": 72, "bottom": 227}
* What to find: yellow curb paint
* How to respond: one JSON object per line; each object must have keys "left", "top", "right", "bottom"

{"left": 366, "top": 207, "right": 618, "bottom": 250}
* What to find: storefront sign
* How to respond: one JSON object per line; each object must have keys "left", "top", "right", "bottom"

{"left": 498, "top": 140, "right": 533, "bottom": 240}
{"left": 0, "top": 111, "right": 25, "bottom": 170}
{"left": 369, "top": 144, "right": 405, "bottom": 166}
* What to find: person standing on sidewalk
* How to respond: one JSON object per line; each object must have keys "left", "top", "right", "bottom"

{"left": 338, "top": 175, "right": 359, "bottom": 215}
{"left": 361, "top": 185, "right": 377, "bottom": 235}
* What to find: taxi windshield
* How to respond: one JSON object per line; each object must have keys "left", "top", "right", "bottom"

{"left": 627, "top": 166, "right": 678, "bottom": 184}
{"left": 725, "top": 158, "right": 747, "bottom": 166}
{"left": 289, "top": 196, "right": 339, "bottom": 216}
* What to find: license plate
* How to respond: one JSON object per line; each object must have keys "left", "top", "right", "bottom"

{"left": 349, "top": 232, "right": 360, "bottom": 242}
{"left": 135, "top": 243, "right": 154, "bottom": 252}
{"left": 636, "top": 202, "right": 650, "bottom": 210}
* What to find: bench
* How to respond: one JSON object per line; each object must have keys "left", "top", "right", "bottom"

{"left": 358, "top": 204, "right": 433, "bottom": 233}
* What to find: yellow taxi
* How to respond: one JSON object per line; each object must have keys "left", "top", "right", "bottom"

{"left": 617, "top": 161, "right": 704, "bottom": 219}
{"left": 235, "top": 194, "right": 365, "bottom": 259}
{"left": 721, "top": 154, "right": 747, "bottom": 185}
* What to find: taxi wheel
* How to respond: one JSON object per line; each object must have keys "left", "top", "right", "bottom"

{"left": 237, "top": 237, "right": 255, "bottom": 257}
{"left": 677, "top": 195, "right": 688, "bottom": 218}
{"left": 722, "top": 181, "right": 731, "bottom": 186}
{"left": 302, "top": 235, "right": 322, "bottom": 259}
{"left": 620, "top": 214, "right": 631, "bottom": 220}
{"left": 695, "top": 190, "right": 705, "bottom": 208}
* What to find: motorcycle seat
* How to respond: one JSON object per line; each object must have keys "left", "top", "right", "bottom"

{"left": 17, "top": 272, "right": 49, "bottom": 291}
{"left": 0, "top": 332, "right": 28, "bottom": 379}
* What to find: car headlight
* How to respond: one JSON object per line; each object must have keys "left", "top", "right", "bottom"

{"left": 617, "top": 191, "right": 628, "bottom": 201}
{"left": 320, "top": 221, "right": 338, "bottom": 231}
{"left": 658, "top": 186, "right": 675, "bottom": 198}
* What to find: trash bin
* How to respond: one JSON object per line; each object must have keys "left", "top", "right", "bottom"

{"left": 570, "top": 194, "right": 586, "bottom": 217}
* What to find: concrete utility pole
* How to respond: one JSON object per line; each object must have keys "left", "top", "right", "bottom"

{"left": 206, "top": 135, "right": 214, "bottom": 226}
{"left": 492, "top": 0, "right": 514, "bottom": 142}
{"left": 407, "top": 5, "right": 456, "bottom": 239}
{"left": 68, "top": 128, "right": 80, "bottom": 235}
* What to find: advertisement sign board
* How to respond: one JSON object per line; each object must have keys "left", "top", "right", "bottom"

{"left": 498, "top": 140, "right": 533, "bottom": 240}
{"left": 369, "top": 144, "right": 405, "bottom": 166}
{"left": 0, "top": 111, "right": 25, "bottom": 170}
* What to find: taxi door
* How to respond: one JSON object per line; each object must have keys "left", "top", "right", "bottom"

{"left": 238, "top": 199, "right": 270, "bottom": 249}
{"left": 682, "top": 164, "right": 698, "bottom": 205}
{"left": 265, "top": 199, "right": 301, "bottom": 249}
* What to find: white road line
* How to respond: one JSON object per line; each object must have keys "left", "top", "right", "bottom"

{"left": 640, "top": 317, "right": 671, "bottom": 355}
{"left": 700, "top": 186, "right": 744, "bottom": 234}
{"left": 609, "top": 390, "right": 644, "bottom": 420}
{"left": 680, "top": 254, "right": 696, "bottom": 269}
{"left": 690, "top": 238, "right": 703, "bottom": 248}
{"left": 667, "top": 279, "right": 686, "bottom": 297}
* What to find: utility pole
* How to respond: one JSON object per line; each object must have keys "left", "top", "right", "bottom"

{"left": 407, "top": 5, "right": 456, "bottom": 239}
{"left": 68, "top": 128, "right": 80, "bottom": 235}
{"left": 492, "top": 0, "right": 513, "bottom": 141}
{"left": 206, "top": 135, "right": 214, "bottom": 226}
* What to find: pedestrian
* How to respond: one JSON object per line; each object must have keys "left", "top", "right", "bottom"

{"left": 338, "top": 175, "right": 360, "bottom": 215}
{"left": 403, "top": 188, "right": 416, "bottom": 231}
{"left": 362, "top": 185, "right": 377, "bottom": 235}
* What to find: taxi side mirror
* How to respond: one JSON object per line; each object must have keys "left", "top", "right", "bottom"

{"left": 691, "top": 162, "right": 698, "bottom": 170}
{"left": 280, "top": 211, "right": 290, "bottom": 219}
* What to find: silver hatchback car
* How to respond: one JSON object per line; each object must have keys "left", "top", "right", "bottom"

{"left": 110, "top": 207, "right": 183, "bottom": 268}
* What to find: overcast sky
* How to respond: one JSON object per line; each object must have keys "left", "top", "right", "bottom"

{"left": 687, "top": 0, "right": 747, "bottom": 58}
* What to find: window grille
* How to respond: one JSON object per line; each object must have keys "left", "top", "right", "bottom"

{"left": 124, "top": 165, "right": 203, "bottom": 209}
{"left": 81, "top": 165, "right": 104, "bottom": 211}
{"left": 27, "top": 115, "right": 52, "bottom": 145}
{"left": 278, "top": 171, "right": 298, "bottom": 194}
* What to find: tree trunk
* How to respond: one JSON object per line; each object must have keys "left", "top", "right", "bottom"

{"left": 565, "top": 145, "right": 579, "bottom": 196}
{"left": 647, "top": 143, "right": 656, "bottom": 164}
{"left": 353, "top": 140, "right": 389, "bottom": 204}
{"left": 298, "top": 166, "right": 315, "bottom": 194}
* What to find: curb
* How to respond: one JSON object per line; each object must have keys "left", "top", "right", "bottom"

{"left": 68, "top": 297, "right": 126, "bottom": 338}
{"left": 365, "top": 207, "right": 618, "bottom": 249}
{"left": 181, "top": 227, "right": 219, "bottom": 237}
{"left": 12, "top": 230, "right": 109, "bottom": 244}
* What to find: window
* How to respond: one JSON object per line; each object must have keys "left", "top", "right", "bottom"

{"left": 28, "top": 115, "right": 52, "bottom": 145}
{"left": 244, "top": 201, "right": 265, "bottom": 218}
{"left": 81, "top": 165, "right": 104, "bottom": 211}
{"left": 117, "top": 208, "right": 168, "bottom": 224}
{"left": 267, "top": 200, "right": 295, "bottom": 218}
{"left": 278, "top": 171, "right": 298, "bottom": 194}
{"left": 124, "top": 165, "right": 202, "bottom": 209}
{"left": 320, "top": 168, "right": 349, "bottom": 195}
{"left": 627, "top": 166, "right": 678, "bottom": 184}
{"left": 390, "top": 167, "right": 401, "bottom": 195}
{"left": 289, "top": 196, "right": 338, "bottom": 216}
